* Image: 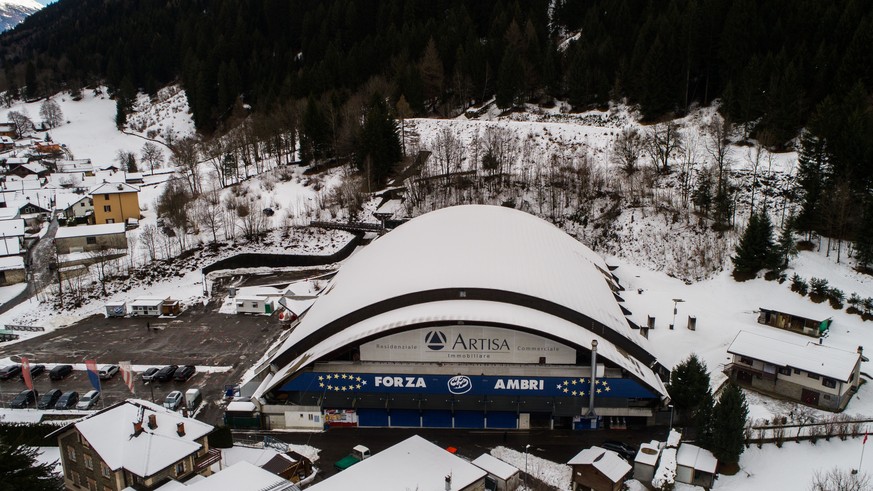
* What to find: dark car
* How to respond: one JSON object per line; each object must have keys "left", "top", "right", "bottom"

{"left": 601, "top": 440, "right": 638, "bottom": 461}
{"left": 154, "top": 365, "right": 178, "bottom": 383}
{"left": 141, "top": 367, "right": 160, "bottom": 382}
{"left": 55, "top": 391, "right": 79, "bottom": 410}
{"left": 10, "top": 389, "right": 36, "bottom": 408}
{"left": 173, "top": 365, "right": 196, "bottom": 382}
{"left": 0, "top": 364, "right": 21, "bottom": 380}
{"left": 21, "top": 364, "right": 46, "bottom": 380}
{"left": 38, "top": 389, "right": 63, "bottom": 409}
{"left": 49, "top": 364, "right": 74, "bottom": 381}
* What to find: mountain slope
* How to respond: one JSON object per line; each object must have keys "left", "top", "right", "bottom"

{"left": 0, "top": 0, "right": 41, "bottom": 32}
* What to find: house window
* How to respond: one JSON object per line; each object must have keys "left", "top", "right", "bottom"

{"left": 251, "top": 302, "right": 258, "bottom": 308}
{"left": 101, "top": 462, "right": 110, "bottom": 478}
{"left": 80, "top": 202, "right": 85, "bottom": 207}
{"left": 82, "top": 438, "right": 90, "bottom": 449}
{"left": 86, "top": 477, "right": 97, "bottom": 491}
{"left": 794, "top": 368, "right": 801, "bottom": 374}
{"left": 71, "top": 471, "right": 80, "bottom": 485}
{"left": 778, "top": 366, "right": 792, "bottom": 376}
{"left": 823, "top": 378, "right": 837, "bottom": 388}
{"left": 106, "top": 219, "right": 115, "bottom": 223}
{"left": 739, "top": 356, "right": 753, "bottom": 365}
{"left": 175, "top": 461, "right": 186, "bottom": 475}
{"left": 103, "top": 205, "right": 111, "bottom": 212}
{"left": 104, "top": 194, "right": 110, "bottom": 200}
{"left": 86, "top": 236, "right": 97, "bottom": 245}
{"left": 66, "top": 445, "right": 77, "bottom": 462}
{"left": 823, "top": 394, "right": 832, "bottom": 400}
{"left": 84, "top": 454, "right": 93, "bottom": 470}
{"left": 808, "top": 372, "right": 820, "bottom": 380}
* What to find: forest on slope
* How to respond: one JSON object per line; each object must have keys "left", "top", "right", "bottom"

{"left": 0, "top": 0, "right": 871, "bottom": 258}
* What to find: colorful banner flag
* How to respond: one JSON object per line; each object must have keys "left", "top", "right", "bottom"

{"left": 84, "top": 360, "right": 101, "bottom": 393}
{"left": 118, "top": 361, "right": 135, "bottom": 395}
{"left": 20, "top": 356, "right": 33, "bottom": 392}
{"left": 865, "top": 432, "right": 869, "bottom": 445}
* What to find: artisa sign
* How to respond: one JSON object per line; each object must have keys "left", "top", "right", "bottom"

{"left": 278, "top": 372, "right": 657, "bottom": 399}
{"left": 359, "top": 326, "right": 576, "bottom": 364}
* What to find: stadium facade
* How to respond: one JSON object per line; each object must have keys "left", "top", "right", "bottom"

{"left": 238, "top": 205, "right": 669, "bottom": 430}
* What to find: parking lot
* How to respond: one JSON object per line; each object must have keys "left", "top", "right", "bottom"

{"left": 0, "top": 299, "right": 288, "bottom": 425}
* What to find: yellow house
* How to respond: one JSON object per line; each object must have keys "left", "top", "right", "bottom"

{"left": 90, "top": 182, "right": 140, "bottom": 225}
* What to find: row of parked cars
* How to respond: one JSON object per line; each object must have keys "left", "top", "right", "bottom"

{"left": 141, "top": 365, "right": 196, "bottom": 383}
{"left": 0, "top": 363, "right": 123, "bottom": 382}
{"left": 10, "top": 388, "right": 101, "bottom": 410}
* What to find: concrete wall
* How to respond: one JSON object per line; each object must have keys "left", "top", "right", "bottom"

{"left": 262, "top": 405, "right": 323, "bottom": 430}
{"left": 0, "top": 267, "right": 25, "bottom": 286}
{"left": 55, "top": 231, "right": 128, "bottom": 254}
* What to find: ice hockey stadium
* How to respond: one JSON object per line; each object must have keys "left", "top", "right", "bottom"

{"left": 232, "top": 205, "right": 670, "bottom": 430}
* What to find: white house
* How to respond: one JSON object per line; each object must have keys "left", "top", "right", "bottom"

{"left": 236, "top": 295, "right": 276, "bottom": 315}
{"left": 568, "top": 446, "right": 632, "bottom": 491}
{"left": 726, "top": 330, "right": 862, "bottom": 411}
{"left": 471, "top": 453, "right": 520, "bottom": 491}
{"left": 675, "top": 443, "right": 717, "bottom": 488}
{"left": 130, "top": 298, "right": 165, "bottom": 317}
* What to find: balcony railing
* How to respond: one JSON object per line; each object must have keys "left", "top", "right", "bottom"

{"left": 194, "top": 448, "right": 221, "bottom": 471}
{"left": 724, "top": 363, "right": 777, "bottom": 381}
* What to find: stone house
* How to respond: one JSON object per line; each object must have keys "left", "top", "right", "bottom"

{"left": 54, "top": 223, "right": 127, "bottom": 254}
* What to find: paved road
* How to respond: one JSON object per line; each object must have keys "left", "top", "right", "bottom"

{"left": 0, "top": 216, "right": 58, "bottom": 316}
{"left": 238, "top": 425, "right": 669, "bottom": 484}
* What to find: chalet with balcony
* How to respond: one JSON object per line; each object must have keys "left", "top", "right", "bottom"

{"left": 50, "top": 399, "right": 219, "bottom": 491}
{"left": 726, "top": 331, "right": 862, "bottom": 411}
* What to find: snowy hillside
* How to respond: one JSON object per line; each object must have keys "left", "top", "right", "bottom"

{"left": 0, "top": 0, "right": 41, "bottom": 31}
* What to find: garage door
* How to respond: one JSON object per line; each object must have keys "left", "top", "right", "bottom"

{"left": 486, "top": 411, "right": 517, "bottom": 429}
{"left": 454, "top": 410, "right": 485, "bottom": 428}
{"left": 357, "top": 408, "right": 389, "bottom": 427}
{"left": 422, "top": 410, "right": 453, "bottom": 428}
{"left": 390, "top": 409, "right": 421, "bottom": 427}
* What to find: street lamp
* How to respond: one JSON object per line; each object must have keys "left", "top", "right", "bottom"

{"left": 671, "top": 299, "right": 685, "bottom": 329}
{"left": 524, "top": 444, "right": 531, "bottom": 489}
{"left": 668, "top": 404, "right": 674, "bottom": 439}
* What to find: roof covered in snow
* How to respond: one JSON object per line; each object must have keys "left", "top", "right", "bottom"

{"left": 634, "top": 441, "right": 661, "bottom": 466}
{"left": 60, "top": 399, "right": 213, "bottom": 478}
{"left": 471, "top": 453, "right": 518, "bottom": 480}
{"left": 55, "top": 223, "right": 126, "bottom": 238}
{"left": 263, "top": 205, "right": 661, "bottom": 395}
{"left": 0, "top": 218, "right": 24, "bottom": 237}
{"left": 174, "top": 461, "right": 296, "bottom": 491}
{"left": 307, "top": 435, "right": 485, "bottom": 491}
{"left": 0, "top": 255, "right": 25, "bottom": 270}
{"left": 728, "top": 330, "right": 861, "bottom": 381}
{"left": 676, "top": 444, "right": 717, "bottom": 474}
{"left": 568, "top": 446, "right": 632, "bottom": 483}
{"left": 90, "top": 181, "right": 140, "bottom": 195}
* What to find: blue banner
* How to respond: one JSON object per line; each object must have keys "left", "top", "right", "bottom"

{"left": 279, "top": 372, "right": 657, "bottom": 399}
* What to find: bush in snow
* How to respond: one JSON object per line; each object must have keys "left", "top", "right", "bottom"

{"left": 791, "top": 274, "right": 809, "bottom": 296}
{"left": 809, "top": 277, "right": 830, "bottom": 302}
{"left": 828, "top": 288, "right": 845, "bottom": 309}
{"left": 848, "top": 293, "right": 863, "bottom": 312}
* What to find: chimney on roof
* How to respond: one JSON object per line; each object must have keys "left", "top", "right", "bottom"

{"left": 117, "top": 184, "right": 123, "bottom": 191}
{"left": 147, "top": 414, "right": 157, "bottom": 430}
{"left": 445, "top": 474, "right": 452, "bottom": 491}
{"left": 859, "top": 346, "right": 864, "bottom": 354}
{"left": 182, "top": 407, "right": 189, "bottom": 418}
{"left": 176, "top": 422, "right": 185, "bottom": 437}
{"left": 133, "top": 421, "right": 143, "bottom": 436}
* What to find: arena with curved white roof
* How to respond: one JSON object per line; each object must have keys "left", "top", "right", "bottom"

{"left": 239, "top": 205, "right": 669, "bottom": 430}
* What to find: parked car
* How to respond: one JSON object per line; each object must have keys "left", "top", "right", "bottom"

{"left": 55, "top": 391, "right": 79, "bottom": 410}
{"left": 154, "top": 365, "right": 179, "bottom": 383}
{"left": 0, "top": 364, "right": 21, "bottom": 380}
{"left": 38, "top": 389, "right": 63, "bottom": 410}
{"left": 163, "top": 390, "right": 183, "bottom": 411}
{"left": 50, "top": 364, "right": 74, "bottom": 381}
{"left": 10, "top": 389, "right": 36, "bottom": 408}
{"left": 21, "top": 364, "right": 46, "bottom": 380}
{"left": 76, "top": 390, "right": 100, "bottom": 410}
{"left": 601, "top": 440, "right": 638, "bottom": 461}
{"left": 99, "top": 365, "right": 119, "bottom": 380}
{"left": 141, "top": 367, "right": 160, "bottom": 382}
{"left": 173, "top": 365, "right": 196, "bottom": 382}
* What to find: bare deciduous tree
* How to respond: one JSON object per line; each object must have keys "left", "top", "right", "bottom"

{"left": 8, "top": 110, "right": 33, "bottom": 138}
{"left": 611, "top": 127, "right": 645, "bottom": 174}
{"left": 809, "top": 468, "right": 872, "bottom": 491}
{"left": 646, "top": 121, "right": 684, "bottom": 173}
{"left": 39, "top": 98, "right": 64, "bottom": 128}
{"left": 140, "top": 142, "right": 164, "bottom": 175}
{"left": 195, "top": 189, "right": 224, "bottom": 244}
{"left": 169, "top": 136, "right": 201, "bottom": 195}
{"left": 140, "top": 224, "right": 158, "bottom": 261}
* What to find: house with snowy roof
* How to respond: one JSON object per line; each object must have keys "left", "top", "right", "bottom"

{"left": 726, "top": 330, "right": 862, "bottom": 411}
{"left": 50, "top": 399, "right": 219, "bottom": 491}
{"left": 568, "top": 446, "right": 632, "bottom": 491}
{"left": 90, "top": 181, "right": 141, "bottom": 225}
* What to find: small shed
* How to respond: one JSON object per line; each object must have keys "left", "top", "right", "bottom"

{"left": 675, "top": 444, "right": 717, "bottom": 488}
{"left": 758, "top": 307, "right": 831, "bottom": 338}
{"left": 105, "top": 301, "right": 127, "bottom": 317}
{"left": 0, "top": 255, "right": 25, "bottom": 286}
{"left": 161, "top": 299, "right": 181, "bottom": 316}
{"left": 130, "top": 298, "right": 164, "bottom": 316}
{"left": 568, "top": 446, "right": 632, "bottom": 491}
{"left": 633, "top": 441, "right": 661, "bottom": 483}
{"left": 260, "top": 451, "right": 314, "bottom": 484}
{"left": 471, "top": 453, "right": 520, "bottom": 491}
{"left": 236, "top": 296, "right": 274, "bottom": 315}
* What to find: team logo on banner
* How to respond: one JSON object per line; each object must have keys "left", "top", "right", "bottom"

{"left": 424, "top": 331, "right": 447, "bottom": 350}
{"left": 447, "top": 375, "right": 472, "bottom": 394}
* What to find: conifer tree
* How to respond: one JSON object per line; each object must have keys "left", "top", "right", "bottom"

{"left": 695, "top": 389, "right": 716, "bottom": 450}
{"left": 0, "top": 436, "right": 63, "bottom": 490}
{"left": 711, "top": 383, "right": 749, "bottom": 465}
{"left": 356, "top": 94, "right": 401, "bottom": 190}
{"left": 667, "top": 354, "right": 711, "bottom": 420}
{"left": 795, "top": 130, "right": 829, "bottom": 239}
{"left": 732, "top": 211, "right": 777, "bottom": 278}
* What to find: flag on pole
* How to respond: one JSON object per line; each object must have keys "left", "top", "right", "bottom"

{"left": 20, "top": 356, "right": 33, "bottom": 391}
{"left": 118, "top": 361, "right": 135, "bottom": 395}
{"left": 865, "top": 432, "right": 869, "bottom": 445}
{"left": 84, "top": 360, "right": 101, "bottom": 392}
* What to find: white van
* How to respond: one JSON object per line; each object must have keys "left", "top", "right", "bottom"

{"left": 185, "top": 388, "right": 202, "bottom": 411}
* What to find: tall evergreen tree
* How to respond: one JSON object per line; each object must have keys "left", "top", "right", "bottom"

{"left": 695, "top": 389, "right": 716, "bottom": 450}
{"left": 711, "top": 383, "right": 749, "bottom": 465}
{"left": 667, "top": 354, "right": 711, "bottom": 420}
{"left": 356, "top": 94, "right": 402, "bottom": 190}
{"left": 732, "top": 211, "right": 777, "bottom": 278}
{"left": 300, "top": 96, "right": 330, "bottom": 163}
{"left": 0, "top": 436, "right": 63, "bottom": 490}
{"left": 795, "top": 130, "right": 829, "bottom": 239}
